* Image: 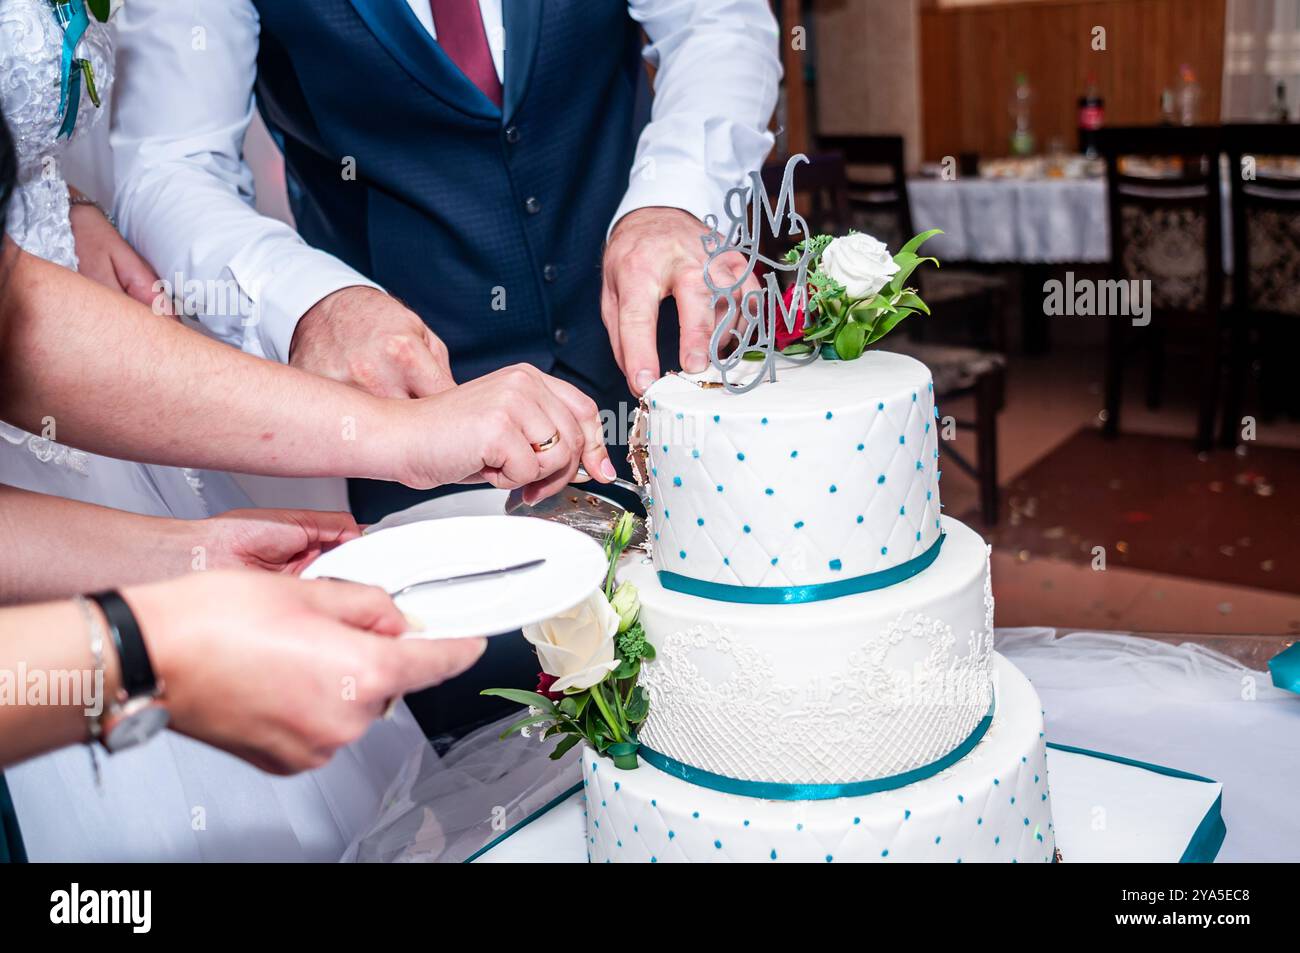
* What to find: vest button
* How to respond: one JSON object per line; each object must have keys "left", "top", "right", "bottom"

{"left": 504, "top": 125, "right": 521, "bottom": 144}
{"left": 553, "top": 327, "right": 569, "bottom": 346}
{"left": 524, "top": 196, "right": 541, "bottom": 215}
{"left": 542, "top": 263, "right": 558, "bottom": 282}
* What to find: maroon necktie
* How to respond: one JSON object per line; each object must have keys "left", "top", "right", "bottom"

{"left": 429, "top": 0, "right": 503, "bottom": 108}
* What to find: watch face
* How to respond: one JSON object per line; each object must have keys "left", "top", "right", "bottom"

{"left": 104, "top": 704, "right": 170, "bottom": 753}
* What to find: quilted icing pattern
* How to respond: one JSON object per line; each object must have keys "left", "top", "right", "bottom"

{"left": 644, "top": 353, "right": 941, "bottom": 589}
{"left": 585, "top": 655, "right": 1054, "bottom": 863}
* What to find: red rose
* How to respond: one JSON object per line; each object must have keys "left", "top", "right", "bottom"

{"left": 777, "top": 284, "right": 810, "bottom": 350}
{"left": 536, "top": 672, "right": 564, "bottom": 701}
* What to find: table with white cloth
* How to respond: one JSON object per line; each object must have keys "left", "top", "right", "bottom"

{"left": 908, "top": 178, "right": 1110, "bottom": 265}
{"left": 338, "top": 492, "right": 1299, "bottom": 863}
{"left": 906, "top": 174, "right": 1235, "bottom": 269}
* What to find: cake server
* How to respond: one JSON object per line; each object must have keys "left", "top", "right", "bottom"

{"left": 504, "top": 467, "right": 649, "bottom": 551}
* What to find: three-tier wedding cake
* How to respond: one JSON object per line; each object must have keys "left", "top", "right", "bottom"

{"left": 582, "top": 352, "right": 1056, "bottom": 863}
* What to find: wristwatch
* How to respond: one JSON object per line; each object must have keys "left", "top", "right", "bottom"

{"left": 88, "top": 590, "right": 170, "bottom": 753}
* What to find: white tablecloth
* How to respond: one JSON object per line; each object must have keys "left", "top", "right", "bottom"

{"left": 907, "top": 178, "right": 1110, "bottom": 264}
{"left": 908, "top": 175, "right": 1236, "bottom": 270}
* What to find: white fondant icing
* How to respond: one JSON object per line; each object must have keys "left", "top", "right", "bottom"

{"left": 584, "top": 654, "right": 1054, "bottom": 863}
{"left": 642, "top": 352, "right": 941, "bottom": 589}
{"left": 623, "top": 516, "right": 992, "bottom": 785}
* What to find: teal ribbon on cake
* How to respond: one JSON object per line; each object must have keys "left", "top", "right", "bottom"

{"left": 639, "top": 697, "right": 993, "bottom": 801}
{"left": 658, "top": 533, "right": 945, "bottom": 605}
{"left": 51, "top": 0, "right": 91, "bottom": 140}
{"left": 1268, "top": 642, "right": 1300, "bottom": 695}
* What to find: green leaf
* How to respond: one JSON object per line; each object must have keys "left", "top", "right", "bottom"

{"left": 802, "top": 320, "right": 840, "bottom": 343}
{"left": 865, "top": 308, "right": 916, "bottom": 346}
{"left": 479, "top": 688, "right": 557, "bottom": 715}
{"left": 613, "top": 657, "right": 640, "bottom": 681}
{"left": 640, "top": 642, "right": 656, "bottom": 662}
{"left": 624, "top": 686, "right": 651, "bottom": 723}
{"left": 548, "top": 733, "right": 582, "bottom": 761}
{"left": 780, "top": 342, "right": 815, "bottom": 356}
{"left": 558, "top": 696, "right": 579, "bottom": 718}
{"left": 897, "top": 228, "right": 944, "bottom": 259}
{"left": 86, "top": 0, "right": 112, "bottom": 22}
{"left": 833, "top": 321, "right": 866, "bottom": 361}
{"left": 888, "top": 256, "right": 939, "bottom": 297}
{"left": 498, "top": 711, "right": 552, "bottom": 740}
{"left": 894, "top": 291, "right": 930, "bottom": 315}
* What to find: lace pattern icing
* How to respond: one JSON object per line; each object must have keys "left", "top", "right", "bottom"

{"left": 636, "top": 601, "right": 994, "bottom": 786}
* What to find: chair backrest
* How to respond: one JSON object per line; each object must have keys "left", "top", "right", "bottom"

{"left": 758, "top": 152, "right": 849, "bottom": 259}
{"left": 816, "top": 135, "right": 915, "bottom": 249}
{"left": 1223, "top": 123, "right": 1300, "bottom": 317}
{"left": 1095, "top": 126, "right": 1224, "bottom": 318}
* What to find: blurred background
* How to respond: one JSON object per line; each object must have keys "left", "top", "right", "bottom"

{"left": 746, "top": 0, "right": 1299, "bottom": 644}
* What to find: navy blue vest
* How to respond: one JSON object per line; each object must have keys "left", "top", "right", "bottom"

{"left": 251, "top": 0, "right": 652, "bottom": 518}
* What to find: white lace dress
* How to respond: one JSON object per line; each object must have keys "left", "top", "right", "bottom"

{"left": 1, "top": 0, "right": 424, "bottom": 861}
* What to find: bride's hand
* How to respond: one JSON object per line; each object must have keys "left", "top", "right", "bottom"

{"left": 389, "top": 364, "right": 616, "bottom": 503}
{"left": 198, "top": 508, "right": 362, "bottom": 575}
{"left": 68, "top": 189, "right": 162, "bottom": 309}
{"left": 124, "top": 572, "right": 486, "bottom": 775}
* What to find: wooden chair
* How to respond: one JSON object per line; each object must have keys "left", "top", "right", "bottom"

{"left": 1096, "top": 126, "right": 1226, "bottom": 452}
{"left": 759, "top": 151, "right": 849, "bottom": 261}
{"left": 1221, "top": 123, "right": 1300, "bottom": 446}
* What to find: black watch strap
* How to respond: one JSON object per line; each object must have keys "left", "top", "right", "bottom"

{"left": 88, "top": 590, "right": 158, "bottom": 699}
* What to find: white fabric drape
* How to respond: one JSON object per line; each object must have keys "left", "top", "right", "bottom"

{"left": 1223, "top": 0, "right": 1300, "bottom": 120}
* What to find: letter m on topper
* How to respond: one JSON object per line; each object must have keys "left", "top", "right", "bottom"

{"left": 699, "top": 154, "right": 817, "bottom": 394}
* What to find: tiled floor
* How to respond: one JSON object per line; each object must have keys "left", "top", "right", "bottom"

{"left": 941, "top": 346, "right": 1300, "bottom": 636}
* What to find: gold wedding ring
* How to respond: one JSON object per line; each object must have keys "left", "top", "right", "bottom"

{"left": 531, "top": 432, "right": 561, "bottom": 453}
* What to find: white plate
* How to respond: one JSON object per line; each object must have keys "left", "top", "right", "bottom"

{"left": 303, "top": 514, "right": 607, "bottom": 640}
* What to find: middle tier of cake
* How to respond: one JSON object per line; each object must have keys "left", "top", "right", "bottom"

{"left": 622, "top": 515, "right": 994, "bottom": 787}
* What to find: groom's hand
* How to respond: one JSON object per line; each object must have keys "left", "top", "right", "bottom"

{"left": 290, "top": 287, "right": 456, "bottom": 398}
{"left": 602, "top": 207, "right": 760, "bottom": 395}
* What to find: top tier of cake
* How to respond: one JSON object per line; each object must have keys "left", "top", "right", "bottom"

{"left": 637, "top": 351, "right": 942, "bottom": 594}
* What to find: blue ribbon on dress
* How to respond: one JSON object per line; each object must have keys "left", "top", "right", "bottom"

{"left": 1268, "top": 642, "right": 1300, "bottom": 695}
{"left": 638, "top": 698, "right": 993, "bottom": 801}
{"left": 658, "top": 533, "right": 945, "bottom": 605}
{"left": 52, "top": 0, "right": 90, "bottom": 140}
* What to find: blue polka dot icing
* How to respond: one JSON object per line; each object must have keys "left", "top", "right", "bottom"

{"left": 794, "top": 521, "right": 804, "bottom": 529}
{"left": 691, "top": 449, "right": 699, "bottom": 458}
{"left": 790, "top": 450, "right": 798, "bottom": 458}
{"left": 829, "top": 484, "right": 837, "bottom": 493}
{"left": 770, "top": 849, "right": 777, "bottom": 860}
{"left": 881, "top": 546, "right": 888, "bottom": 555}
{"left": 715, "top": 840, "right": 723, "bottom": 849}
{"left": 679, "top": 550, "right": 686, "bottom": 559}
{"left": 736, "top": 452, "right": 745, "bottom": 461}
{"left": 697, "top": 518, "right": 704, "bottom": 526}
{"left": 825, "top": 855, "right": 833, "bottom": 863}
{"left": 692, "top": 811, "right": 700, "bottom": 819}
{"left": 667, "top": 830, "right": 675, "bottom": 839}
{"left": 825, "top": 411, "right": 833, "bottom": 420}
{"left": 765, "top": 488, "right": 774, "bottom": 496}
{"left": 770, "top": 557, "right": 778, "bottom": 566}
{"left": 829, "top": 559, "right": 842, "bottom": 571}
{"left": 761, "top": 417, "right": 768, "bottom": 425}
{"left": 856, "top": 443, "right": 864, "bottom": 451}
{"left": 878, "top": 402, "right": 884, "bottom": 410}
{"left": 743, "top": 524, "right": 751, "bottom": 534}
{"left": 857, "top": 515, "right": 864, "bottom": 523}
{"left": 877, "top": 474, "right": 886, "bottom": 484}
{"left": 713, "top": 415, "right": 719, "bottom": 422}
{"left": 881, "top": 849, "right": 889, "bottom": 857}
{"left": 672, "top": 476, "right": 681, "bottom": 486}
{"left": 716, "top": 484, "right": 724, "bottom": 492}
{"left": 899, "top": 435, "right": 905, "bottom": 444}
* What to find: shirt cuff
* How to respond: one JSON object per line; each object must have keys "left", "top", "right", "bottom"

{"left": 607, "top": 161, "right": 730, "bottom": 240}
{"left": 229, "top": 244, "right": 384, "bottom": 364}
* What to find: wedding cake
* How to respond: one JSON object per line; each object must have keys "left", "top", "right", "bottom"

{"left": 582, "top": 352, "right": 1056, "bottom": 863}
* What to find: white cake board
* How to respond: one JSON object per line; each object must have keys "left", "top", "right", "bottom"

{"left": 470, "top": 745, "right": 1224, "bottom": 863}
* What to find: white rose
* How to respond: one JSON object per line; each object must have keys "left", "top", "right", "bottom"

{"left": 523, "top": 591, "right": 620, "bottom": 693}
{"left": 821, "top": 233, "right": 900, "bottom": 300}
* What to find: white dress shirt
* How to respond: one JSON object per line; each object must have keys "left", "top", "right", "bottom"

{"left": 111, "top": 1, "right": 780, "bottom": 363}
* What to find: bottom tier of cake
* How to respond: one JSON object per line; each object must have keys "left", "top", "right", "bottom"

{"left": 582, "top": 653, "right": 1054, "bottom": 863}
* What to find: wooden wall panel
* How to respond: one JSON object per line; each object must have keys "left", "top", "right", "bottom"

{"left": 919, "top": 0, "right": 1226, "bottom": 161}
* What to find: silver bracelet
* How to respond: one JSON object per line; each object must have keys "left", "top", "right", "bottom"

{"left": 74, "top": 595, "right": 107, "bottom": 786}
{"left": 68, "top": 193, "right": 117, "bottom": 231}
